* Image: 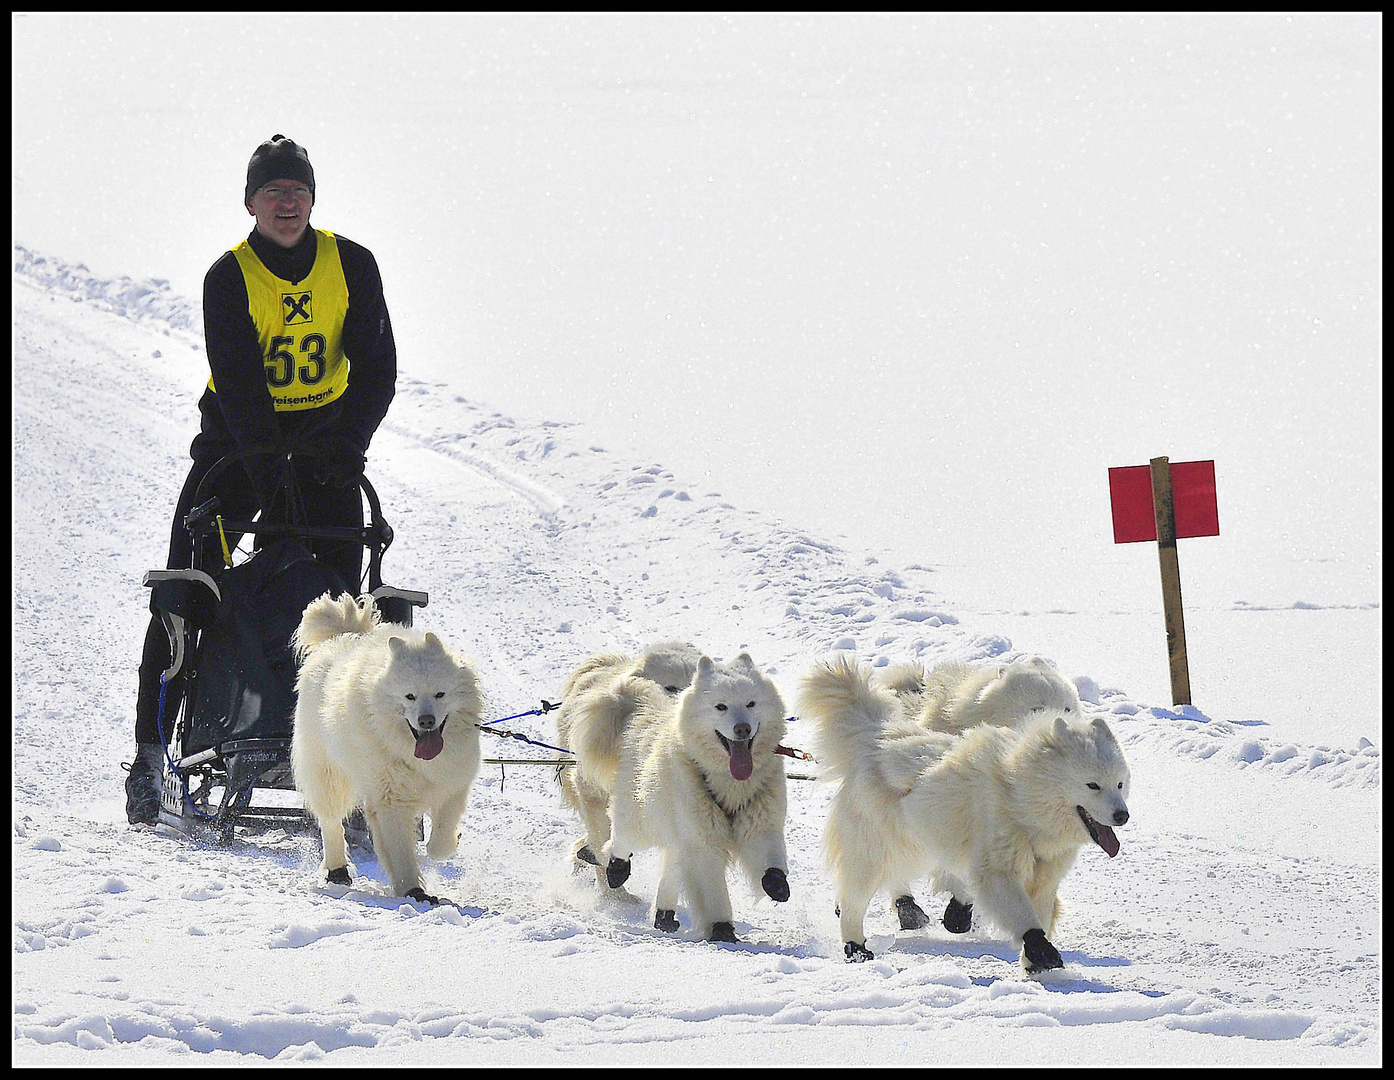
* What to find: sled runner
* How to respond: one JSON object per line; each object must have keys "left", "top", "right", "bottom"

{"left": 144, "top": 444, "right": 427, "bottom": 844}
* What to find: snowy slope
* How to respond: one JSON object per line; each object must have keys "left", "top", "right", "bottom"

{"left": 11, "top": 252, "right": 1380, "bottom": 1065}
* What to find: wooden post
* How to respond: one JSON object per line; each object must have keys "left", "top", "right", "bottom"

{"left": 1149, "top": 456, "right": 1192, "bottom": 705}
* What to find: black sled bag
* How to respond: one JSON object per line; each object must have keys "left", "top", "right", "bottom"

{"left": 182, "top": 539, "right": 351, "bottom": 761}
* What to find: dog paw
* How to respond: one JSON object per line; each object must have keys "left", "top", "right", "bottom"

{"left": 654, "top": 909, "right": 680, "bottom": 933}
{"left": 405, "top": 886, "right": 444, "bottom": 906}
{"left": 326, "top": 866, "right": 352, "bottom": 887}
{"left": 605, "top": 856, "right": 632, "bottom": 889}
{"left": 895, "top": 895, "right": 930, "bottom": 930}
{"left": 575, "top": 844, "right": 600, "bottom": 866}
{"left": 942, "top": 896, "right": 973, "bottom": 934}
{"left": 1021, "top": 928, "right": 1064, "bottom": 972}
{"left": 844, "top": 940, "right": 874, "bottom": 963}
{"left": 709, "top": 921, "right": 739, "bottom": 943}
{"left": 426, "top": 837, "right": 459, "bottom": 860}
{"left": 762, "top": 867, "right": 790, "bottom": 902}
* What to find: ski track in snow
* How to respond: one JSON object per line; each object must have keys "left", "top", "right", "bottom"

{"left": 11, "top": 249, "right": 1381, "bottom": 1065}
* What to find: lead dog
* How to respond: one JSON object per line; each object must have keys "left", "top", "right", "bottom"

{"left": 800, "top": 655, "right": 1130, "bottom": 973}
{"left": 877, "top": 656, "right": 1083, "bottom": 735}
{"left": 873, "top": 656, "right": 1086, "bottom": 930}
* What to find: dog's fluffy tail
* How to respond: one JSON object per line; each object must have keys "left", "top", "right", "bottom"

{"left": 798, "top": 654, "right": 899, "bottom": 785}
{"left": 292, "top": 591, "right": 379, "bottom": 662}
{"left": 567, "top": 675, "right": 666, "bottom": 791}
{"left": 918, "top": 660, "right": 979, "bottom": 732}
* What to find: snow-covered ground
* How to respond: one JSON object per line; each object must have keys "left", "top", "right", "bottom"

{"left": 11, "top": 251, "right": 1380, "bottom": 1065}
{"left": 12, "top": 11, "right": 1380, "bottom": 1067}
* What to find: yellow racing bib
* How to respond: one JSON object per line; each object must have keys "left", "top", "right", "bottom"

{"left": 213, "top": 229, "right": 351, "bottom": 411}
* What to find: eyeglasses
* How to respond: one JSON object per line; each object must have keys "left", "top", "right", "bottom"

{"left": 257, "top": 184, "right": 312, "bottom": 202}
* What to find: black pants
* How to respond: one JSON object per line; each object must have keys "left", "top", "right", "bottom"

{"left": 134, "top": 456, "right": 363, "bottom": 744}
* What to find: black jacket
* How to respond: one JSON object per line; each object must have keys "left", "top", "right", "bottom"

{"left": 191, "top": 227, "right": 397, "bottom": 461}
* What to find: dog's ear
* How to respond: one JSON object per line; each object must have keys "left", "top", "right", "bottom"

{"left": 732, "top": 653, "right": 756, "bottom": 673}
{"left": 976, "top": 666, "right": 1008, "bottom": 702}
{"left": 389, "top": 636, "right": 407, "bottom": 657}
{"left": 1053, "top": 715, "right": 1070, "bottom": 740}
{"left": 423, "top": 632, "right": 444, "bottom": 653}
{"left": 696, "top": 655, "right": 715, "bottom": 682}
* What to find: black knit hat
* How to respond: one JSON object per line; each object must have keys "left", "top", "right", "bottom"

{"left": 244, "top": 134, "right": 315, "bottom": 203}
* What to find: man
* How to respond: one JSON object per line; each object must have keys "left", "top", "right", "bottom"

{"left": 123, "top": 135, "right": 397, "bottom": 824}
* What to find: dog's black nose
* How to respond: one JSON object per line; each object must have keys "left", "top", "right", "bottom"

{"left": 1113, "top": 809, "right": 1129, "bottom": 825}
{"left": 416, "top": 714, "right": 437, "bottom": 730}
{"left": 733, "top": 722, "right": 752, "bottom": 741}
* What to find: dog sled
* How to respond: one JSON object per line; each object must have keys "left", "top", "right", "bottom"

{"left": 143, "top": 444, "right": 427, "bottom": 844}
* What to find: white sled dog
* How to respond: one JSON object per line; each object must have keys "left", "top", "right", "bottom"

{"left": 553, "top": 641, "right": 705, "bottom": 882}
{"left": 876, "top": 656, "right": 1082, "bottom": 735}
{"left": 871, "top": 656, "right": 1088, "bottom": 934}
{"left": 291, "top": 593, "right": 484, "bottom": 905}
{"left": 800, "top": 655, "right": 1130, "bottom": 973}
{"left": 590, "top": 653, "right": 792, "bottom": 942}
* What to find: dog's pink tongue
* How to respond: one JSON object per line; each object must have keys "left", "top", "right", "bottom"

{"left": 729, "top": 739, "right": 753, "bottom": 781}
{"left": 414, "top": 730, "right": 444, "bottom": 760}
{"left": 1094, "top": 824, "right": 1120, "bottom": 858}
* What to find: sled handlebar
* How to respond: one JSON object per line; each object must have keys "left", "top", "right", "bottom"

{"left": 186, "top": 443, "right": 393, "bottom": 592}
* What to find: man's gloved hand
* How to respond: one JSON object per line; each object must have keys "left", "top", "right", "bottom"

{"left": 246, "top": 457, "right": 287, "bottom": 511}
{"left": 314, "top": 437, "right": 366, "bottom": 489}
